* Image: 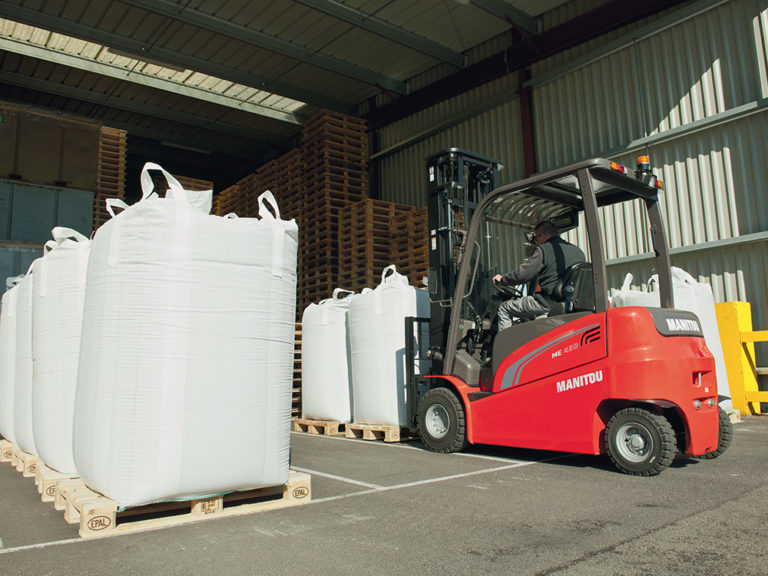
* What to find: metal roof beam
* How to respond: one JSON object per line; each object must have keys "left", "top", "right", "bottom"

{"left": 367, "top": 0, "right": 686, "bottom": 128}
{"left": 469, "top": 0, "right": 539, "bottom": 34}
{"left": 0, "top": 35, "right": 303, "bottom": 125}
{"left": 0, "top": 4, "right": 347, "bottom": 113}
{"left": 294, "top": 0, "right": 464, "bottom": 68}
{"left": 0, "top": 69, "right": 290, "bottom": 145}
{"left": 121, "top": 0, "right": 409, "bottom": 94}
{"left": 0, "top": 88, "right": 257, "bottom": 158}
{"left": 98, "top": 120, "right": 256, "bottom": 159}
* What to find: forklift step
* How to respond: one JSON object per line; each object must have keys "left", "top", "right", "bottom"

{"left": 293, "top": 418, "right": 346, "bottom": 436}
{"left": 345, "top": 423, "right": 415, "bottom": 443}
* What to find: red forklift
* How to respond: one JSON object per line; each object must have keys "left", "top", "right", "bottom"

{"left": 406, "top": 150, "right": 731, "bottom": 475}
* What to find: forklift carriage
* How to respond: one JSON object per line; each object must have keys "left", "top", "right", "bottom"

{"left": 406, "top": 153, "right": 729, "bottom": 476}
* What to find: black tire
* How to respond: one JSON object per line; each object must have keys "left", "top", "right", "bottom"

{"left": 605, "top": 407, "right": 676, "bottom": 476}
{"left": 417, "top": 387, "right": 468, "bottom": 453}
{"left": 694, "top": 407, "right": 733, "bottom": 460}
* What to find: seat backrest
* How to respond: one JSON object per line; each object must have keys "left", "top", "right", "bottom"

{"left": 548, "top": 262, "right": 594, "bottom": 316}
{"left": 565, "top": 262, "right": 594, "bottom": 312}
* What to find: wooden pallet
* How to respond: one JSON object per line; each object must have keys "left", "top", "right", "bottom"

{"left": 94, "top": 126, "right": 127, "bottom": 231}
{"left": 172, "top": 174, "right": 213, "bottom": 192}
{"left": 293, "top": 418, "right": 346, "bottom": 436}
{"left": 36, "top": 464, "right": 79, "bottom": 503}
{"left": 12, "top": 447, "right": 41, "bottom": 478}
{"left": 54, "top": 470, "right": 311, "bottom": 538}
{"left": 0, "top": 439, "right": 13, "bottom": 462}
{"left": 293, "top": 324, "right": 302, "bottom": 418}
{"left": 345, "top": 424, "right": 415, "bottom": 443}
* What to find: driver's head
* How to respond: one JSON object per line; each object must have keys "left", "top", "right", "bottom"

{"left": 526, "top": 220, "right": 558, "bottom": 245}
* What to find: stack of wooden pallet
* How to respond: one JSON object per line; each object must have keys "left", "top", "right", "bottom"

{"left": 213, "top": 148, "right": 303, "bottom": 221}
{"left": 212, "top": 182, "right": 243, "bottom": 216}
{"left": 261, "top": 148, "right": 303, "bottom": 222}
{"left": 173, "top": 174, "right": 214, "bottom": 193}
{"left": 298, "top": 111, "right": 368, "bottom": 313}
{"left": 93, "top": 126, "right": 127, "bottom": 231}
{"left": 293, "top": 323, "right": 302, "bottom": 418}
{"left": 209, "top": 109, "right": 430, "bottom": 314}
{"left": 390, "top": 206, "right": 428, "bottom": 287}
{"left": 338, "top": 199, "right": 411, "bottom": 292}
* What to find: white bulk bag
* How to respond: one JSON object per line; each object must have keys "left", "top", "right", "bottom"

{"left": 349, "top": 266, "right": 430, "bottom": 426}
{"left": 31, "top": 228, "right": 90, "bottom": 474}
{"left": 301, "top": 289, "right": 355, "bottom": 423}
{"left": 0, "top": 276, "right": 23, "bottom": 443}
{"left": 14, "top": 263, "right": 39, "bottom": 455}
{"left": 73, "top": 163, "right": 298, "bottom": 507}
{"left": 610, "top": 273, "right": 659, "bottom": 308}
{"left": 611, "top": 267, "right": 731, "bottom": 408}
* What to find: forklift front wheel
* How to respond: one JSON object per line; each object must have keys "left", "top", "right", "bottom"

{"left": 605, "top": 407, "right": 676, "bottom": 476}
{"left": 417, "top": 387, "right": 468, "bottom": 453}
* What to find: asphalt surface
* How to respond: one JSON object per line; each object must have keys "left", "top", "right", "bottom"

{"left": 1, "top": 416, "right": 766, "bottom": 576}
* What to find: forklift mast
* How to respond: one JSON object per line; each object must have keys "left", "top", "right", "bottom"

{"left": 425, "top": 149, "right": 503, "bottom": 374}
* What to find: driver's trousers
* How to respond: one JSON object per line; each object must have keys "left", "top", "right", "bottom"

{"left": 498, "top": 295, "right": 550, "bottom": 330}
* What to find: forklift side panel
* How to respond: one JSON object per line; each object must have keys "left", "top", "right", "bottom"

{"left": 461, "top": 307, "right": 719, "bottom": 456}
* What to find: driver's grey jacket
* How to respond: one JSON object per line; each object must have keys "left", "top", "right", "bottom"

{"left": 500, "top": 237, "right": 585, "bottom": 298}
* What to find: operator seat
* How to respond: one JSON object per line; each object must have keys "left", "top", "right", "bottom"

{"left": 547, "top": 262, "right": 594, "bottom": 316}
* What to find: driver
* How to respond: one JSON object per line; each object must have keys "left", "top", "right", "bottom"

{"left": 492, "top": 220, "right": 586, "bottom": 330}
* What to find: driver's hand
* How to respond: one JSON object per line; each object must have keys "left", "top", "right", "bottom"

{"left": 493, "top": 274, "right": 503, "bottom": 284}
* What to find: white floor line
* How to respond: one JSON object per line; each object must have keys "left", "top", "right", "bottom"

{"left": 291, "top": 430, "right": 421, "bottom": 450}
{"left": 308, "top": 458, "right": 542, "bottom": 504}
{"left": 0, "top": 537, "right": 83, "bottom": 555}
{"left": 291, "top": 430, "right": 543, "bottom": 464}
{"left": 290, "top": 466, "right": 384, "bottom": 489}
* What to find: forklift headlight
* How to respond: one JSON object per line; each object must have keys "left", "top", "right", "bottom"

{"left": 707, "top": 398, "right": 716, "bottom": 408}
{"left": 693, "top": 400, "right": 702, "bottom": 410}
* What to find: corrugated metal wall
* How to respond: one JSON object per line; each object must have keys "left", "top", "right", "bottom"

{"left": 374, "top": 0, "right": 768, "bottom": 350}
{"left": 532, "top": 0, "right": 768, "bottom": 337}
{"left": 376, "top": 74, "right": 524, "bottom": 205}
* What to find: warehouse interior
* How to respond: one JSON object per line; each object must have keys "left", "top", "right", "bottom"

{"left": 0, "top": 0, "right": 767, "bottom": 570}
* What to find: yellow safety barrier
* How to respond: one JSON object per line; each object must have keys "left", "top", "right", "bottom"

{"left": 715, "top": 301, "right": 768, "bottom": 415}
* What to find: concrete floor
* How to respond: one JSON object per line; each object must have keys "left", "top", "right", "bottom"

{"left": 1, "top": 415, "right": 767, "bottom": 576}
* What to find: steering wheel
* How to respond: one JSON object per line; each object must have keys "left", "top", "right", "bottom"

{"left": 493, "top": 282, "right": 522, "bottom": 300}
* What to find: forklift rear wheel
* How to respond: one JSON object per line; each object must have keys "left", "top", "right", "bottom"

{"left": 693, "top": 407, "right": 733, "bottom": 459}
{"left": 605, "top": 407, "right": 676, "bottom": 476}
{"left": 417, "top": 387, "right": 468, "bottom": 453}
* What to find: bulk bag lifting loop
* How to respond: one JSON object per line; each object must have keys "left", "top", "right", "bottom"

{"left": 140, "top": 162, "right": 213, "bottom": 214}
